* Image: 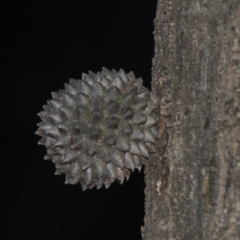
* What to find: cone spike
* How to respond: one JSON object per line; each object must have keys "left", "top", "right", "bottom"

{"left": 36, "top": 68, "right": 159, "bottom": 190}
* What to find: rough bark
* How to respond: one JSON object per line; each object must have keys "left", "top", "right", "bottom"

{"left": 143, "top": 0, "right": 240, "bottom": 239}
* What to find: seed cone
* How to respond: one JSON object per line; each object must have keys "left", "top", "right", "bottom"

{"left": 36, "top": 68, "right": 159, "bottom": 190}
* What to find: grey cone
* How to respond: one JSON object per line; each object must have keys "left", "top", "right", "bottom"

{"left": 36, "top": 68, "right": 159, "bottom": 190}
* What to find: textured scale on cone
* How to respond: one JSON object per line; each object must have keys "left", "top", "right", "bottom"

{"left": 36, "top": 68, "right": 160, "bottom": 190}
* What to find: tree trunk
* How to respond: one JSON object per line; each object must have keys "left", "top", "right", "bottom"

{"left": 143, "top": 0, "right": 240, "bottom": 239}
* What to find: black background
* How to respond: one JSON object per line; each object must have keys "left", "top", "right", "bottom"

{"left": 2, "top": 1, "right": 157, "bottom": 239}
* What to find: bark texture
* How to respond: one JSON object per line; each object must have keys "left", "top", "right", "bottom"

{"left": 143, "top": 1, "right": 240, "bottom": 239}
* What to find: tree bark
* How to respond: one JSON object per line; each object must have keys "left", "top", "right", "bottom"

{"left": 143, "top": 0, "right": 240, "bottom": 239}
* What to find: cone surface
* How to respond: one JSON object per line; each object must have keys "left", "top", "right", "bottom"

{"left": 36, "top": 68, "right": 159, "bottom": 190}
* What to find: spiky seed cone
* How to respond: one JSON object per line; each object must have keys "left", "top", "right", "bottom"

{"left": 36, "top": 68, "right": 159, "bottom": 190}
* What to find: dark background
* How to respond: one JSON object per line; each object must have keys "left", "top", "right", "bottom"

{"left": 2, "top": 1, "right": 157, "bottom": 239}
